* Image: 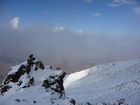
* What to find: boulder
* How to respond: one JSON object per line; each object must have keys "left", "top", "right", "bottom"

{"left": 42, "top": 71, "right": 66, "bottom": 98}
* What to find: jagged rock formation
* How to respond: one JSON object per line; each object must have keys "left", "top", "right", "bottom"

{"left": 0, "top": 55, "right": 76, "bottom": 105}
{"left": 42, "top": 71, "right": 66, "bottom": 99}
{"left": 0, "top": 55, "right": 45, "bottom": 95}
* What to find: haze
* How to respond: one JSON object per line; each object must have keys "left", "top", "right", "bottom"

{"left": 0, "top": 0, "right": 140, "bottom": 82}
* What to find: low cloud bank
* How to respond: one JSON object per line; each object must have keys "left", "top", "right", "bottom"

{"left": 0, "top": 24, "right": 140, "bottom": 73}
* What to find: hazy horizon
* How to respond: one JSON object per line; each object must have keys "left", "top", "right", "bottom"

{"left": 0, "top": 0, "right": 140, "bottom": 82}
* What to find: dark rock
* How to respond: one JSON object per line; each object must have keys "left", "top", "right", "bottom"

{"left": 29, "top": 77, "right": 34, "bottom": 85}
{"left": 87, "top": 102, "right": 92, "bottom": 105}
{"left": 27, "top": 54, "right": 35, "bottom": 67}
{"left": 49, "top": 66, "right": 52, "bottom": 69}
{"left": 17, "top": 81, "right": 22, "bottom": 86}
{"left": 3, "top": 65, "right": 27, "bottom": 85}
{"left": 42, "top": 79, "right": 51, "bottom": 88}
{"left": 15, "top": 99, "right": 20, "bottom": 102}
{"left": 26, "top": 66, "right": 31, "bottom": 74}
{"left": 33, "top": 100, "right": 37, "bottom": 104}
{"left": 69, "top": 98, "right": 76, "bottom": 105}
{"left": 34, "top": 60, "right": 44, "bottom": 70}
{"left": 29, "top": 54, "right": 34, "bottom": 58}
{"left": 22, "top": 78, "right": 34, "bottom": 88}
{"left": 56, "top": 67, "right": 61, "bottom": 70}
{"left": 27, "top": 58, "right": 34, "bottom": 67}
{"left": 117, "top": 98, "right": 125, "bottom": 105}
{"left": 42, "top": 71, "right": 66, "bottom": 99}
{"left": 0, "top": 85, "right": 12, "bottom": 95}
{"left": 22, "top": 84, "right": 30, "bottom": 88}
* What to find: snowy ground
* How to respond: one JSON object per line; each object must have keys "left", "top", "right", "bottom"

{"left": 64, "top": 59, "right": 140, "bottom": 105}
{"left": 0, "top": 59, "right": 140, "bottom": 105}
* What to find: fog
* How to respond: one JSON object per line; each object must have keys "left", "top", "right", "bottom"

{"left": 0, "top": 24, "right": 140, "bottom": 74}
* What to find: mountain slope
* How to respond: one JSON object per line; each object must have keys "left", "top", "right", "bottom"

{"left": 0, "top": 57, "right": 140, "bottom": 105}
{"left": 64, "top": 59, "right": 140, "bottom": 105}
{"left": 0, "top": 55, "right": 75, "bottom": 105}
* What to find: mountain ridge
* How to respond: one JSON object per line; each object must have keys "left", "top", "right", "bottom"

{"left": 0, "top": 57, "right": 140, "bottom": 105}
{"left": 64, "top": 59, "right": 140, "bottom": 105}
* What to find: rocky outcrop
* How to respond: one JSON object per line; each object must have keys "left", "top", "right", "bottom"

{"left": 0, "top": 55, "right": 77, "bottom": 105}
{"left": 3, "top": 65, "right": 27, "bottom": 85}
{"left": 42, "top": 71, "right": 66, "bottom": 98}
{"left": 0, "top": 54, "right": 45, "bottom": 95}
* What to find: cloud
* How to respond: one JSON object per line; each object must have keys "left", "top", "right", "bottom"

{"left": 108, "top": 3, "right": 122, "bottom": 7}
{"left": 94, "top": 12, "right": 102, "bottom": 17}
{"left": 10, "top": 17, "right": 20, "bottom": 29}
{"left": 134, "top": 7, "right": 140, "bottom": 15}
{"left": 77, "top": 30, "right": 84, "bottom": 34}
{"left": 108, "top": 0, "right": 133, "bottom": 7}
{"left": 1, "top": 23, "right": 140, "bottom": 74}
{"left": 83, "top": 0, "right": 92, "bottom": 3}
{"left": 90, "top": 12, "right": 102, "bottom": 17}
{"left": 54, "top": 26, "right": 65, "bottom": 32}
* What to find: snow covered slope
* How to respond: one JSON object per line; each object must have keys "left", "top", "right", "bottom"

{"left": 0, "top": 57, "right": 140, "bottom": 105}
{"left": 64, "top": 59, "right": 140, "bottom": 105}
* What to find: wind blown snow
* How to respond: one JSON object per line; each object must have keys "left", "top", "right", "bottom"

{"left": 64, "top": 59, "right": 140, "bottom": 105}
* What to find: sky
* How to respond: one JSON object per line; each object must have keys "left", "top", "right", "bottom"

{"left": 0, "top": 0, "right": 140, "bottom": 34}
{"left": 0, "top": 0, "right": 140, "bottom": 74}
